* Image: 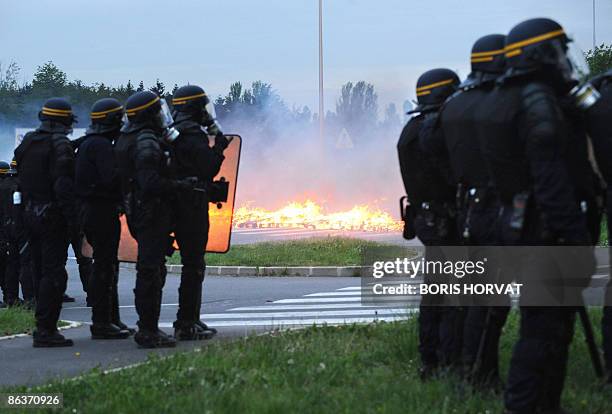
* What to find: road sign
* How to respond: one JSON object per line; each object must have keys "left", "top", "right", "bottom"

{"left": 335, "top": 128, "right": 353, "bottom": 149}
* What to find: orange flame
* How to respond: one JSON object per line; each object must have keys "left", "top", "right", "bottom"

{"left": 233, "top": 200, "right": 401, "bottom": 232}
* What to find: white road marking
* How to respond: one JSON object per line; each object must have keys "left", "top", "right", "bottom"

{"left": 231, "top": 303, "right": 385, "bottom": 311}
{"left": 272, "top": 297, "right": 415, "bottom": 304}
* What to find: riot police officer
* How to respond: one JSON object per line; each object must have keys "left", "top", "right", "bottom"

{"left": 475, "top": 18, "right": 595, "bottom": 413}
{"left": 14, "top": 98, "right": 77, "bottom": 347}
{"left": 584, "top": 69, "right": 612, "bottom": 383}
{"left": 115, "top": 90, "right": 195, "bottom": 348}
{"left": 0, "top": 161, "right": 16, "bottom": 306}
{"left": 397, "top": 68, "right": 460, "bottom": 379}
{"left": 169, "top": 85, "right": 228, "bottom": 340}
{"left": 75, "top": 98, "right": 131, "bottom": 340}
{"left": 420, "top": 34, "right": 511, "bottom": 389}
{"left": 3, "top": 160, "right": 36, "bottom": 308}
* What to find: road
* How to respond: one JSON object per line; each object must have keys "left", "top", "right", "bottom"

{"left": 1, "top": 234, "right": 609, "bottom": 387}
{"left": 0, "top": 257, "right": 416, "bottom": 387}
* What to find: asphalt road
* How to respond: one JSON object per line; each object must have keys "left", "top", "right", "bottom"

{"left": 1, "top": 257, "right": 418, "bottom": 387}
{"left": 1, "top": 235, "right": 610, "bottom": 387}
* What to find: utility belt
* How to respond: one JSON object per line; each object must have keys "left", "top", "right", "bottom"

{"left": 399, "top": 196, "right": 455, "bottom": 240}
{"left": 456, "top": 184, "right": 500, "bottom": 240}
{"left": 23, "top": 199, "right": 57, "bottom": 218}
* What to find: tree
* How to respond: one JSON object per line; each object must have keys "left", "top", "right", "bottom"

{"left": 335, "top": 81, "right": 378, "bottom": 142}
{"left": 149, "top": 78, "right": 165, "bottom": 97}
{"left": 31, "top": 61, "right": 68, "bottom": 95}
{"left": 125, "top": 80, "right": 135, "bottom": 95}
{"left": 0, "top": 62, "right": 20, "bottom": 92}
{"left": 585, "top": 44, "right": 612, "bottom": 77}
{"left": 137, "top": 81, "right": 145, "bottom": 92}
{"left": 380, "top": 103, "right": 401, "bottom": 133}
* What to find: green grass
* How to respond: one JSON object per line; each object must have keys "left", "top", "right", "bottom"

{"left": 0, "top": 306, "right": 69, "bottom": 336}
{"left": 599, "top": 216, "right": 608, "bottom": 247}
{"left": 0, "top": 306, "right": 36, "bottom": 336}
{"left": 168, "top": 237, "right": 409, "bottom": 267}
{"left": 4, "top": 309, "right": 609, "bottom": 413}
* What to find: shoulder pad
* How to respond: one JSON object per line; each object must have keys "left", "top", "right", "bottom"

{"left": 521, "top": 82, "right": 556, "bottom": 105}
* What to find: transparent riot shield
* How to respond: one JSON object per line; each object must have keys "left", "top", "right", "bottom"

{"left": 116, "top": 134, "right": 242, "bottom": 262}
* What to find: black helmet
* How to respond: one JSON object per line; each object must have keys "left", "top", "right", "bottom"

{"left": 0, "top": 161, "right": 9, "bottom": 176}
{"left": 124, "top": 90, "right": 178, "bottom": 140}
{"left": 89, "top": 98, "right": 124, "bottom": 134}
{"left": 471, "top": 34, "right": 506, "bottom": 75}
{"left": 38, "top": 97, "right": 76, "bottom": 127}
{"left": 172, "top": 84, "right": 222, "bottom": 135}
{"left": 504, "top": 18, "right": 578, "bottom": 84}
{"left": 172, "top": 84, "right": 209, "bottom": 113}
{"left": 413, "top": 68, "right": 460, "bottom": 113}
{"left": 125, "top": 90, "right": 161, "bottom": 124}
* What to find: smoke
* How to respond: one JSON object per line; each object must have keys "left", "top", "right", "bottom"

{"left": 224, "top": 99, "right": 405, "bottom": 218}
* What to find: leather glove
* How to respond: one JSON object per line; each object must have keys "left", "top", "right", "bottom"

{"left": 213, "top": 133, "right": 229, "bottom": 152}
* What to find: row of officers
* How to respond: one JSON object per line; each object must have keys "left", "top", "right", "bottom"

{"left": 397, "top": 18, "right": 612, "bottom": 414}
{"left": 0, "top": 84, "right": 229, "bottom": 349}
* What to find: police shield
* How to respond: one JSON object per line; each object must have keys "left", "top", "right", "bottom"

{"left": 117, "top": 134, "right": 242, "bottom": 262}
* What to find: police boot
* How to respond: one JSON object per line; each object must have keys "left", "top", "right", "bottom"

{"left": 173, "top": 321, "right": 215, "bottom": 341}
{"left": 114, "top": 320, "right": 136, "bottom": 336}
{"left": 90, "top": 323, "right": 130, "bottom": 340}
{"left": 195, "top": 320, "right": 217, "bottom": 336}
{"left": 33, "top": 329, "right": 74, "bottom": 348}
{"left": 134, "top": 329, "right": 177, "bottom": 349}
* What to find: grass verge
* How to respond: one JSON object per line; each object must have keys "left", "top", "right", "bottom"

{"left": 0, "top": 306, "right": 36, "bottom": 336}
{"left": 168, "top": 237, "right": 409, "bottom": 267}
{"left": 4, "top": 309, "right": 609, "bottom": 413}
{"left": 0, "top": 306, "right": 69, "bottom": 337}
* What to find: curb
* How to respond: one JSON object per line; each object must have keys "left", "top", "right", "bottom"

{"left": 0, "top": 320, "right": 82, "bottom": 342}
{"left": 120, "top": 262, "right": 369, "bottom": 277}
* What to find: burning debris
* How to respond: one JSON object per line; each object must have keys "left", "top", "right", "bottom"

{"left": 233, "top": 200, "right": 401, "bottom": 232}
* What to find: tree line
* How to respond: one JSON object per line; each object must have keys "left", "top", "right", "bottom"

{"left": 1, "top": 43, "right": 610, "bottom": 147}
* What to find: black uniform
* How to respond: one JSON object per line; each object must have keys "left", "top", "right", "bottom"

{"left": 397, "top": 68, "right": 460, "bottom": 375}
{"left": 585, "top": 69, "right": 612, "bottom": 380}
{"left": 171, "top": 120, "right": 225, "bottom": 334}
{"left": 421, "top": 34, "right": 511, "bottom": 388}
{"left": 76, "top": 98, "right": 131, "bottom": 340}
{"left": 14, "top": 98, "right": 77, "bottom": 347}
{"left": 76, "top": 134, "right": 123, "bottom": 323}
{"left": 115, "top": 90, "right": 191, "bottom": 348}
{"left": 170, "top": 84, "right": 227, "bottom": 340}
{"left": 476, "top": 18, "right": 594, "bottom": 413}
{"left": 0, "top": 170, "right": 17, "bottom": 305}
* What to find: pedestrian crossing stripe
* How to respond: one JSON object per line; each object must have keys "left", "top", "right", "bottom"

{"left": 169, "top": 286, "right": 417, "bottom": 328}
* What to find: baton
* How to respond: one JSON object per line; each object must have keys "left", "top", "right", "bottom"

{"left": 578, "top": 306, "right": 605, "bottom": 379}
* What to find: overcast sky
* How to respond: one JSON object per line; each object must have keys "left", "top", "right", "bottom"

{"left": 1, "top": 0, "right": 611, "bottom": 114}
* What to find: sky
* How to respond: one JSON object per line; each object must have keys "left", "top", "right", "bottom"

{"left": 1, "top": 0, "right": 611, "bottom": 115}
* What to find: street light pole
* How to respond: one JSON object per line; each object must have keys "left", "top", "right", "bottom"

{"left": 593, "top": 0, "right": 596, "bottom": 49}
{"left": 319, "top": 0, "right": 324, "bottom": 148}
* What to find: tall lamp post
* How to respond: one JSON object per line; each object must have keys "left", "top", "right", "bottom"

{"left": 319, "top": 0, "right": 325, "bottom": 148}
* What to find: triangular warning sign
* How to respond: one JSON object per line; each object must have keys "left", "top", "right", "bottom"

{"left": 336, "top": 128, "right": 354, "bottom": 149}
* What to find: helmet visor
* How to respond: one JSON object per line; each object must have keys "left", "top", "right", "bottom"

{"left": 552, "top": 39, "right": 590, "bottom": 83}
{"left": 159, "top": 99, "right": 175, "bottom": 128}
{"left": 566, "top": 41, "right": 590, "bottom": 81}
